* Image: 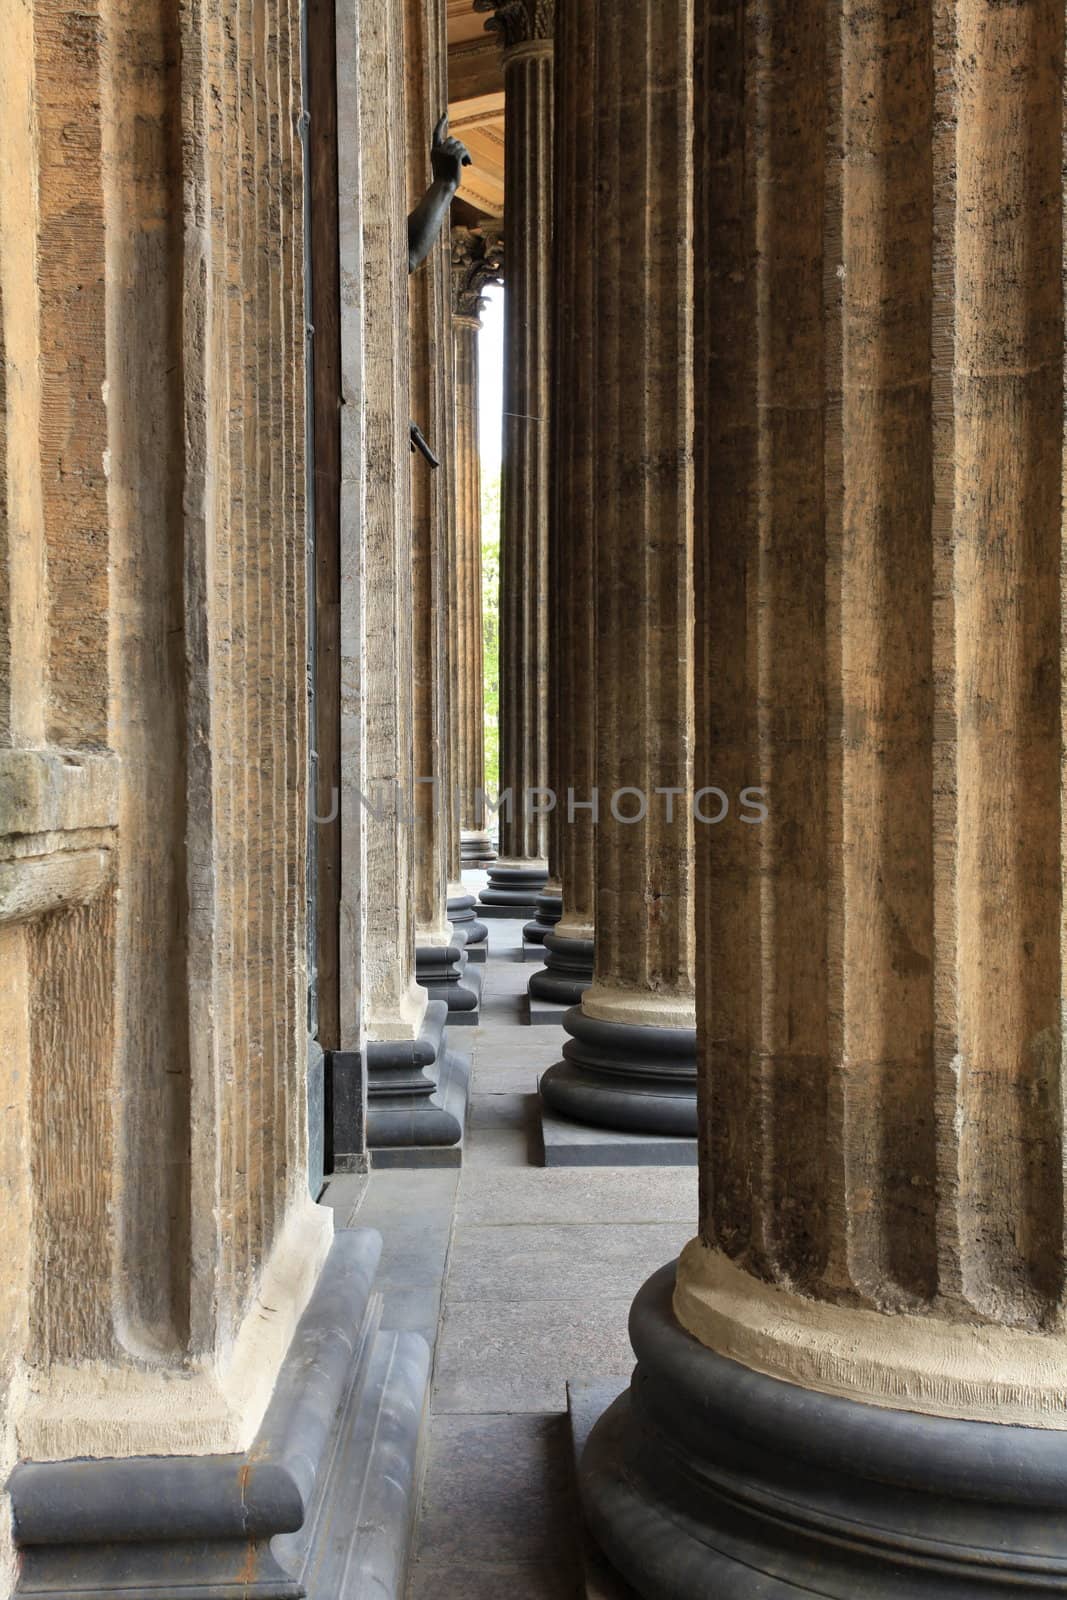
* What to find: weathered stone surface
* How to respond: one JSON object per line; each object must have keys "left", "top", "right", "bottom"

{"left": 479, "top": 9, "right": 554, "bottom": 874}
{"left": 540, "top": 0, "right": 696, "bottom": 1136}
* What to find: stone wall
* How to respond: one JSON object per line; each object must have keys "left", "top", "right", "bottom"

{"left": 0, "top": 0, "right": 330, "bottom": 1582}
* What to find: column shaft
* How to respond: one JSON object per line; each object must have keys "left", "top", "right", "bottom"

{"left": 579, "top": 2, "right": 1067, "bottom": 1594}
{"left": 539, "top": 0, "right": 696, "bottom": 1132}
{"left": 475, "top": 0, "right": 554, "bottom": 920}
{"left": 452, "top": 309, "right": 491, "bottom": 859}
{"left": 528, "top": 0, "right": 597, "bottom": 1005}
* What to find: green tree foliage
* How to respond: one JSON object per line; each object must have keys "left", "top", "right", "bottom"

{"left": 481, "top": 469, "right": 501, "bottom": 797}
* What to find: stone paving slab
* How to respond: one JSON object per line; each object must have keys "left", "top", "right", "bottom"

{"left": 457, "top": 1165, "right": 698, "bottom": 1227}
{"left": 445, "top": 1221, "right": 691, "bottom": 1303}
{"left": 540, "top": 1106, "right": 699, "bottom": 1168}
{"left": 432, "top": 1296, "right": 637, "bottom": 1414}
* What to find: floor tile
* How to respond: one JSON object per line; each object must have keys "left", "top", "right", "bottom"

{"left": 433, "top": 1298, "right": 637, "bottom": 1413}
{"left": 445, "top": 1221, "right": 691, "bottom": 1303}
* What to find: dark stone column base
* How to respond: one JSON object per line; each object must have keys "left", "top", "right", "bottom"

{"left": 580, "top": 1262, "right": 1067, "bottom": 1600}
{"left": 523, "top": 888, "right": 563, "bottom": 945}
{"left": 448, "top": 890, "right": 489, "bottom": 952}
{"left": 478, "top": 861, "right": 548, "bottom": 917}
{"left": 366, "top": 1000, "right": 470, "bottom": 1159}
{"left": 529, "top": 932, "right": 594, "bottom": 1006}
{"left": 416, "top": 929, "right": 482, "bottom": 1023}
{"left": 461, "top": 829, "right": 497, "bottom": 864}
{"left": 9, "top": 1231, "right": 430, "bottom": 1600}
{"left": 540, "top": 1007, "right": 697, "bottom": 1137}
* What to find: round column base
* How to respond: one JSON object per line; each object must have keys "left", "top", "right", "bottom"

{"left": 540, "top": 1007, "right": 697, "bottom": 1136}
{"left": 581, "top": 1263, "right": 1067, "bottom": 1600}
{"left": 528, "top": 932, "right": 594, "bottom": 1005}
{"left": 448, "top": 892, "right": 488, "bottom": 949}
{"left": 478, "top": 862, "right": 549, "bottom": 916}
{"left": 523, "top": 889, "right": 563, "bottom": 946}
{"left": 461, "top": 830, "right": 497, "bottom": 864}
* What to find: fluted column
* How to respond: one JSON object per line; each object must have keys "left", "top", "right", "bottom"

{"left": 527, "top": 0, "right": 596, "bottom": 1007}
{"left": 405, "top": 0, "right": 481, "bottom": 1019}
{"left": 474, "top": 0, "right": 554, "bottom": 921}
{"left": 539, "top": 0, "right": 696, "bottom": 1133}
{"left": 450, "top": 227, "right": 502, "bottom": 943}
{"left": 580, "top": 1, "right": 1067, "bottom": 1593}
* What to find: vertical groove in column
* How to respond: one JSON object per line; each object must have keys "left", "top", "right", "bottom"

{"left": 837, "top": 0, "right": 937, "bottom": 1306}
{"left": 549, "top": 0, "right": 596, "bottom": 943}
{"left": 952, "top": 0, "right": 1064, "bottom": 1323}
{"left": 582, "top": 0, "right": 695, "bottom": 1021}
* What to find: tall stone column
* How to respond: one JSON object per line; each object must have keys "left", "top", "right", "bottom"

{"left": 539, "top": 0, "right": 696, "bottom": 1133}
{"left": 358, "top": 0, "right": 467, "bottom": 1152}
{"left": 405, "top": 0, "right": 481, "bottom": 1019}
{"left": 580, "top": 0, "right": 1067, "bottom": 1593}
{"left": 474, "top": 0, "right": 554, "bottom": 922}
{"left": 451, "top": 226, "right": 504, "bottom": 871}
{"left": 527, "top": 0, "right": 596, "bottom": 1008}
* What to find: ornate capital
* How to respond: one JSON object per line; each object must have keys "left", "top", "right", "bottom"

{"left": 451, "top": 225, "right": 505, "bottom": 321}
{"left": 472, "top": 0, "right": 553, "bottom": 49}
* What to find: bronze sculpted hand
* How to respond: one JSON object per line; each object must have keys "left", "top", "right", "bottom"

{"left": 430, "top": 113, "right": 471, "bottom": 190}
{"left": 408, "top": 113, "right": 471, "bottom": 274}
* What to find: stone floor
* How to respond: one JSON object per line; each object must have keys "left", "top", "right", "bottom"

{"left": 349, "top": 873, "right": 699, "bottom": 1600}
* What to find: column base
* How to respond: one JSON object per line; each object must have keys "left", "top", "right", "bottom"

{"left": 580, "top": 1262, "right": 1067, "bottom": 1600}
{"left": 529, "top": 931, "right": 594, "bottom": 1006}
{"left": 9, "top": 1231, "right": 430, "bottom": 1600}
{"left": 523, "top": 887, "right": 563, "bottom": 945}
{"left": 540, "top": 1007, "right": 697, "bottom": 1137}
{"left": 447, "top": 889, "right": 489, "bottom": 951}
{"left": 478, "top": 860, "right": 548, "bottom": 917}
{"left": 461, "top": 829, "right": 497, "bottom": 864}
{"left": 366, "top": 1000, "right": 470, "bottom": 1161}
{"left": 416, "top": 928, "right": 482, "bottom": 1023}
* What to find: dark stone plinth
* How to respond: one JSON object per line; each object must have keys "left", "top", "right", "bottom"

{"left": 10, "top": 1230, "right": 429, "bottom": 1600}
{"left": 580, "top": 1263, "right": 1067, "bottom": 1600}
{"left": 416, "top": 928, "right": 482, "bottom": 1023}
{"left": 478, "top": 861, "right": 548, "bottom": 918}
{"left": 529, "top": 932, "right": 594, "bottom": 1006}
{"left": 523, "top": 888, "right": 563, "bottom": 946}
{"left": 461, "top": 829, "right": 497, "bottom": 864}
{"left": 367, "top": 1001, "right": 470, "bottom": 1163}
{"left": 539, "top": 1105, "right": 697, "bottom": 1168}
{"left": 540, "top": 1007, "right": 697, "bottom": 1137}
{"left": 328, "top": 1048, "right": 366, "bottom": 1175}
{"left": 526, "top": 992, "right": 571, "bottom": 1025}
{"left": 448, "top": 890, "right": 489, "bottom": 951}
{"left": 567, "top": 1379, "right": 639, "bottom": 1600}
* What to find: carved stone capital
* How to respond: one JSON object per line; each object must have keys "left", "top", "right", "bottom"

{"left": 473, "top": 0, "right": 554, "bottom": 49}
{"left": 451, "top": 224, "right": 505, "bottom": 321}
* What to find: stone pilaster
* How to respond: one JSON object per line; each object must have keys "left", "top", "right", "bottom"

{"left": 527, "top": 0, "right": 596, "bottom": 1008}
{"left": 580, "top": 0, "right": 1067, "bottom": 1593}
{"left": 451, "top": 225, "right": 503, "bottom": 870}
{"left": 474, "top": 0, "right": 554, "bottom": 921}
{"left": 360, "top": 0, "right": 467, "bottom": 1147}
{"left": 405, "top": 0, "right": 481, "bottom": 1019}
{"left": 539, "top": 0, "right": 696, "bottom": 1132}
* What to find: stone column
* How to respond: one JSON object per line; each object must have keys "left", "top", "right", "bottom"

{"left": 580, "top": 0, "right": 1067, "bottom": 1593}
{"left": 539, "top": 0, "right": 696, "bottom": 1133}
{"left": 452, "top": 225, "right": 504, "bottom": 869}
{"left": 474, "top": 0, "right": 554, "bottom": 922}
{"left": 359, "top": 0, "right": 468, "bottom": 1149}
{"left": 527, "top": 0, "right": 596, "bottom": 1009}
{"left": 405, "top": 0, "right": 481, "bottom": 1019}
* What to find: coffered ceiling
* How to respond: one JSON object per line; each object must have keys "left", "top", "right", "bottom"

{"left": 447, "top": 0, "right": 505, "bottom": 219}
